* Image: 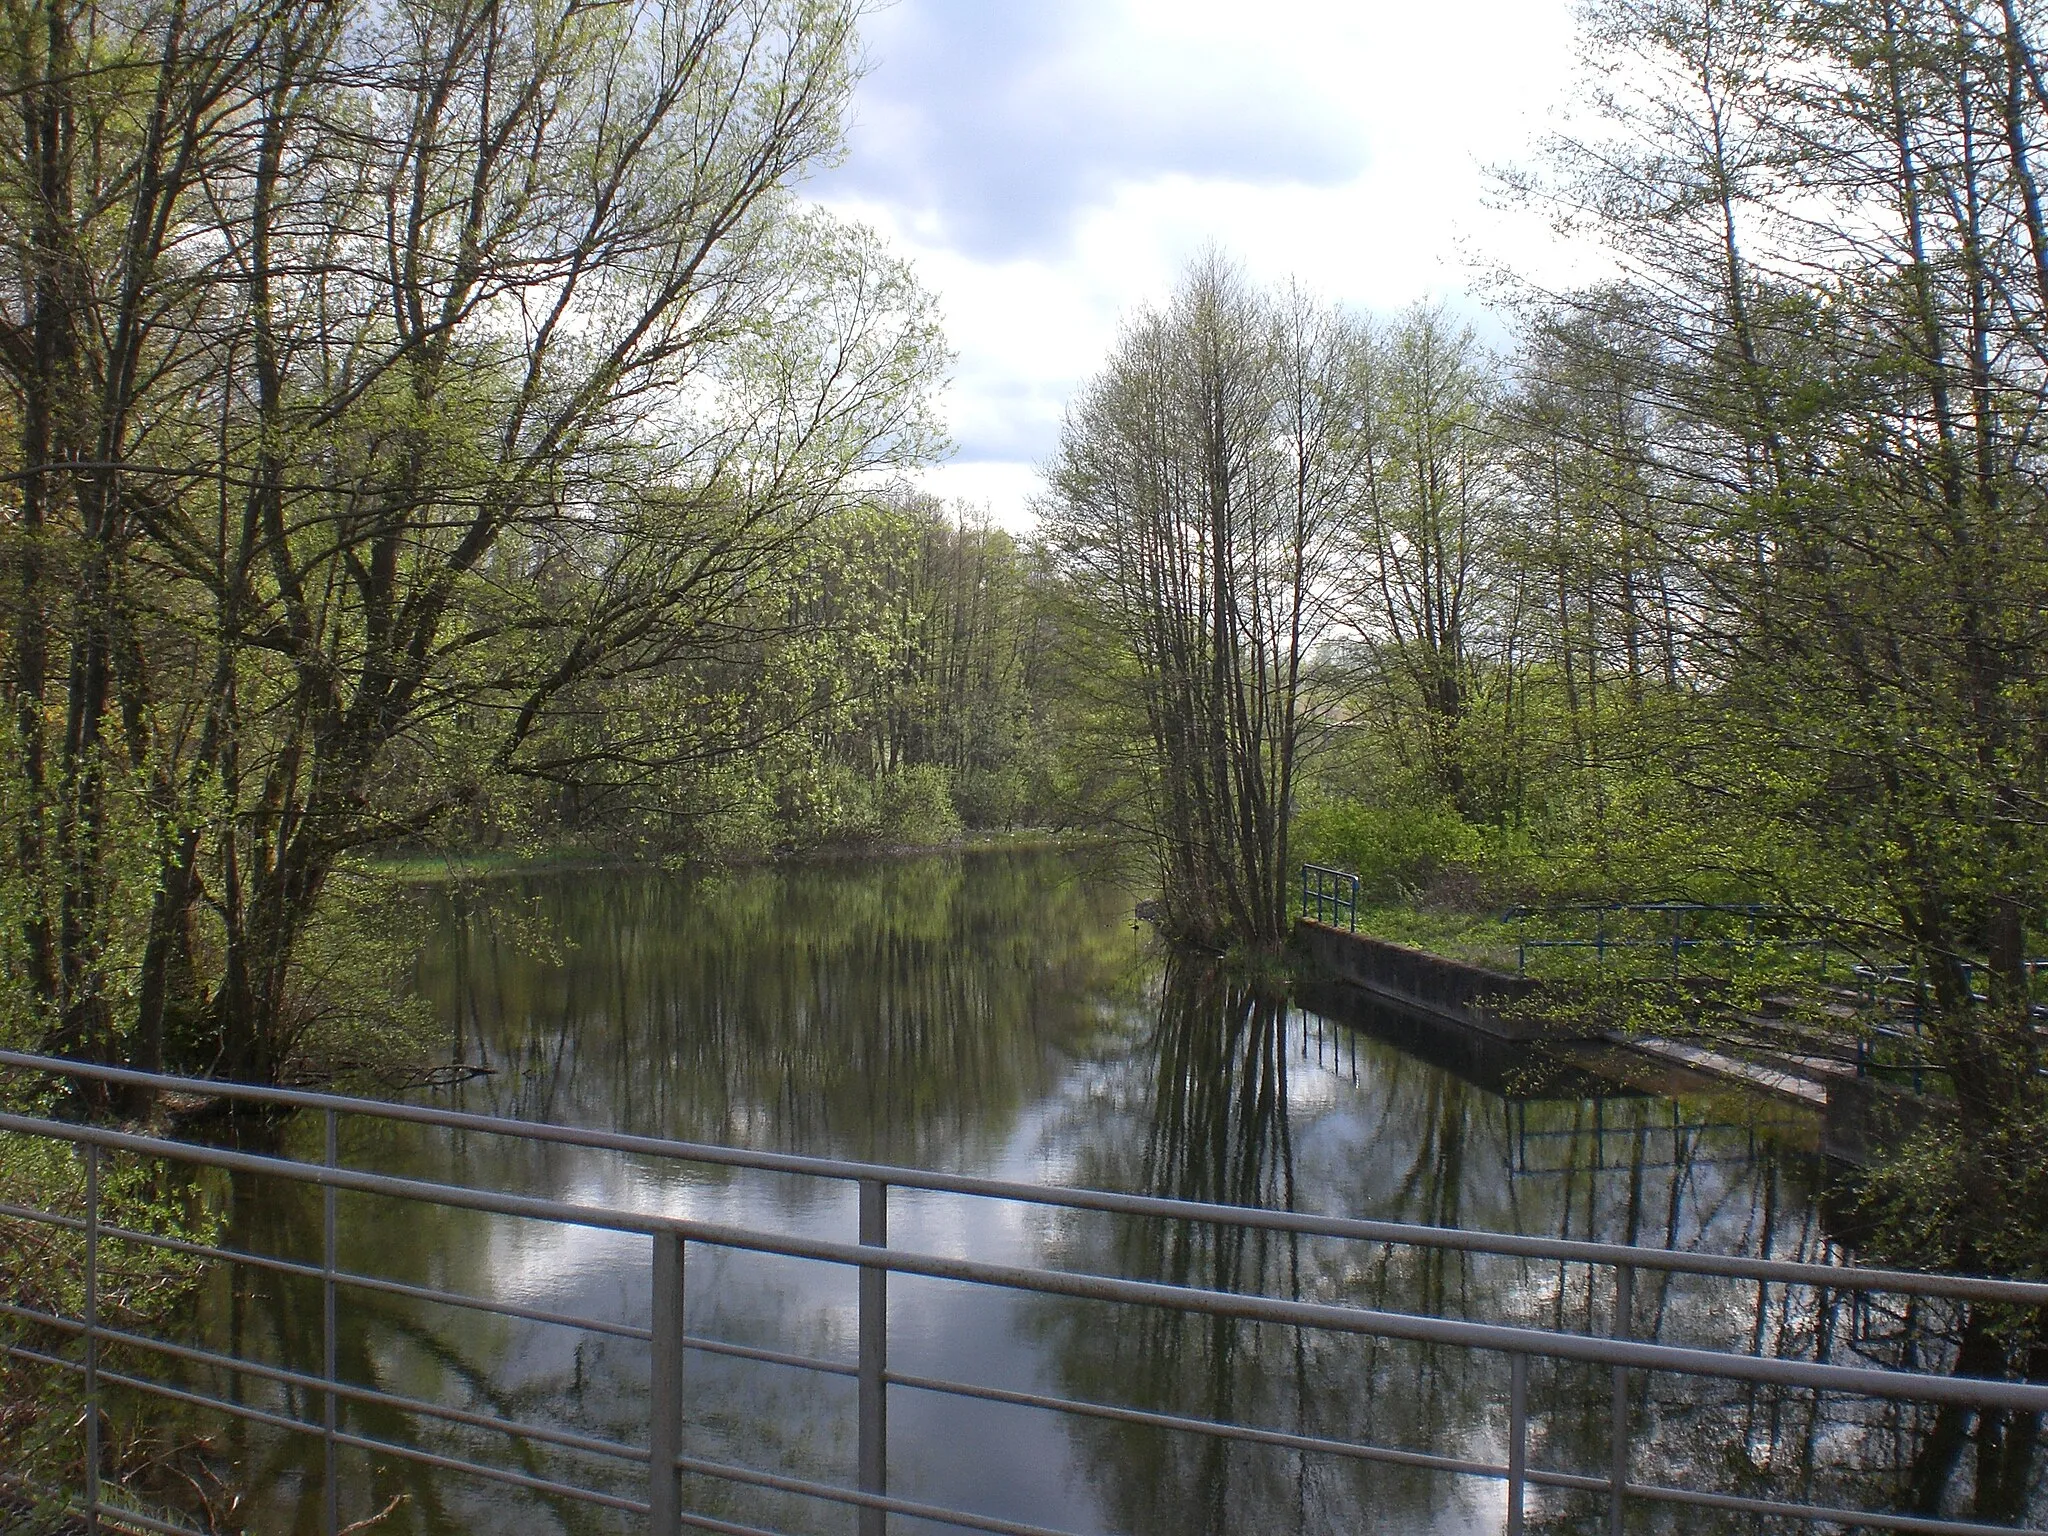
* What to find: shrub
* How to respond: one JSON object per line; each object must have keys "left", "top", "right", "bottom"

{"left": 953, "top": 762, "right": 1026, "bottom": 829}
{"left": 777, "top": 761, "right": 880, "bottom": 849}
{"left": 878, "top": 764, "right": 963, "bottom": 846}
{"left": 1292, "top": 799, "right": 1482, "bottom": 904}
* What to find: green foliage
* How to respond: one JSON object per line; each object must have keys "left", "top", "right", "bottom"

{"left": 272, "top": 878, "right": 445, "bottom": 1084}
{"left": 1291, "top": 796, "right": 1550, "bottom": 910}
{"left": 0, "top": 0, "right": 947, "bottom": 1084}
{"left": 776, "top": 760, "right": 880, "bottom": 849}
{"left": 0, "top": 1129, "right": 225, "bottom": 1524}
{"left": 878, "top": 765, "right": 963, "bottom": 846}
{"left": 1850, "top": 1104, "right": 2048, "bottom": 1286}
{"left": 954, "top": 761, "right": 1027, "bottom": 830}
{"left": 698, "top": 786, "right": 780, "bottom": 863}
{"left": 1292, "top": 799, "right": 1479, "bottom": 904}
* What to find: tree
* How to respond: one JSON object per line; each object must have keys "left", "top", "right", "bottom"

{"left": 1042, "top": 258, "right": 1358, "bottom": 948}
{"left": 1341, "top": 303, "right": 1521, "bottom": 820}
{"left": 1503, "top": 0, "right": 2048, "bottom": 1507}
{"left": 0, "top": 0, "right": 945, "bottom": 1082}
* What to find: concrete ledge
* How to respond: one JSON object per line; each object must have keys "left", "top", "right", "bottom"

{"left": 1618, "top": 1034, "right": 1828, "bottom": 1106}
{"left": 1291, "top": 919, "right": 1567, "bottom": 1041}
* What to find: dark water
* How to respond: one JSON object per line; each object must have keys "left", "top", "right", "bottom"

{"left": 177, "top": 850, "right": 2013, "bottom": 1534}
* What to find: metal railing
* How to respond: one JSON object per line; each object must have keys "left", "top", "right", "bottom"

{"left": 1504, "top": 902, "right": 1846, "bottom": 979}
{"left": 4, "top": 1050, "right": 2048, "bottom": 1536}
{"left": 1299, "top": 863, "right": 1359, "bottom": 931}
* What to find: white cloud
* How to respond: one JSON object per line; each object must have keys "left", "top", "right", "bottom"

{"left": 811, "top": 0, "right": 1588, "bottom": 529}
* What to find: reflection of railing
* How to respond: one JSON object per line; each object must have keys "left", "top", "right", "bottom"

{"left": 1507, "top": 1097, "right": 1807, "bottom": 1178}
{"left": 5, "top": 1051, "right": 2048, "bottom": 1536}
{"left": 1299, "top": 863, "right": 1359, "bottom": 932}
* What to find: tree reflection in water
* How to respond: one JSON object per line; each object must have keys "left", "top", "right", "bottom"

{"left": 144, "top": 857, "right": 2040, "bottom": 1532}
{"left": 1035, "top": 953, "right": 2045, "bottom": 1532}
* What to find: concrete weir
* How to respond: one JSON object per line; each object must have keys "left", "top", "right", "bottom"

{"left": 1292, "top": 915, "right": 1892, "bottom": 1163}
{"left": 1290, "top": 918, "right": 1559, "bottom": 1042}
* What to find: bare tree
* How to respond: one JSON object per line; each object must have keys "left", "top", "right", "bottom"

{"left": 1043, "top": 257, "right": 1358, "bottom": 947}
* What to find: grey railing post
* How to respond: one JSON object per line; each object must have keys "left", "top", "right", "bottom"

{"left": 1506, "top": 1351, "right": 1527, "bottom": 1536}
{"left": 649, "top": 1232, "right": 685, "bottom": 1534}
{"left": 84, "top": 1142, "right": 101, "bottom": 1534}
{"left": 322, "top": 1108, "right": 340, "bottom": 1536}
{"left": 859, "top": 1179, "right": 888, "bottom": 1536}
{"left": 1609, "top": 1263, "right": 1634, "bottom": 1536}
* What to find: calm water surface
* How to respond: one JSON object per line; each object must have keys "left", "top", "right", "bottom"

{"left": 190, "top": 850, "right": 1926, "bottom": 1535}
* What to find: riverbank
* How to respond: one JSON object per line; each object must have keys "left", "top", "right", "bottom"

{"left": 352, "top": 826, "right": 1108, "bottom": 883}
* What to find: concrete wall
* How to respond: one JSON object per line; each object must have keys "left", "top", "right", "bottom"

{"left": 1822, "top": 1072, "right": 1939, "bottom": 1167}
{"left": 1291, "top": 919, "right": 1562, "bottom": 1041}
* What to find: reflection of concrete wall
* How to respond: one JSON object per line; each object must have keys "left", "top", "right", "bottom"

{"left": 1822, "top": 1072, "right": 1939, "bottom": 1167}
{"left": 1291, "top": 920, "right": 1562, "bottom": 1041}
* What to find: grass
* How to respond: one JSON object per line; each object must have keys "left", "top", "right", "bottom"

{"left": 1337, "top": 904, "right": 1523, "bottom": 971}
{"left": 343, "top": 846, "right": 627, "bottom": 882}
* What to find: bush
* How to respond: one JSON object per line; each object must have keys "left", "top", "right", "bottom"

{"left": 1292, "top": 799, "right": 1482, "bottom": 904}
{"left": 691, "top": 764, "right": 779, "bottom": 860}
{"left": 776, "top": 761, "right": 879, "bottom": 849}
{"left": 877, "top": 764, "right": 962, "bottom": 846}
{"left": 953, "top": 762, "right": 1026, "bottom": 829}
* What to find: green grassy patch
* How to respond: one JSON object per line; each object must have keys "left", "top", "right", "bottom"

{"left": 1345, "top": 905, "right": 1522, "bottom": 970}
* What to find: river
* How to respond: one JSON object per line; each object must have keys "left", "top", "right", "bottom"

{"left": 183, "top": 848, "right": 1968, "bottom": 1534}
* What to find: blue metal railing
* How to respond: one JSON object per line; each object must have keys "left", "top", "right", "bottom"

{"left": 1504, "top": 903, "right": 1835, "bottom": 980}
{"left": 1299, "top": 864, "right": 1360, "bottom": 931}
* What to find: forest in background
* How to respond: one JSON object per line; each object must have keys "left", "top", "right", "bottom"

{"left": 0, "top": 0, "right": 2042, "bottom": 1273}
{"left": 1034, "top": 0, "right": 2048, "bottom": 1309}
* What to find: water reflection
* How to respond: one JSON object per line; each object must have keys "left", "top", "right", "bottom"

{"left": 152, "top": 854, "right": 2038, "bottom": 1532}
{"left": 431, "top": 854, "right": 1143, "bottom": 1165}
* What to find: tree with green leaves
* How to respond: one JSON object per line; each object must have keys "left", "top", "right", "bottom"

{"left": 1042, "top": 257, "right": 1359, "bottom": 948}
{"left": 0, "top": 0, "right": 945, "bottom": 1083}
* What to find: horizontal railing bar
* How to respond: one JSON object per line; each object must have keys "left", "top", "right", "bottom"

{"left": 25, "top": 1347, "right": 974, "bottom": 1533}
{"left": 8, "top": 1052, "right": 2044, "bottom": 1305}
{"left": 2, "top": 1338, "right": 85, "bottom": 1373}
{"left": 0, "top": 1298, "right": 83, "bottom": 1335}
{"left": 676, "top": 1511, "right": 792, "bottom": 1536}
{"left": 2, "top": 1303, "right": 649, "bottom": 1469}
{"left": 6, "top": 1343, "right": 649, "bottom": 1516}
{"left": 10, "top": 1111, "right": 2047, "bottom": 1412}
{"left": 1620, "top": 1473, "right": 2048, "bottom": 1536}
{"left": 886, "top": 1368, "right": 2048, "bottom": 1533}
{"left": 92, "top": 1218, "right": 657, "bottom": 1344}
{"left": 9, "top": 1340, "right": 324, "bottom": 1439}
{"left": 886, "top": 1368, "right": 1512, "bottom": 1482}
{"left": 339, "top": 1270, "right": 653, "bottom": 1344}
{"left": 324, "top": 1424, "right": 648, "bottom": 1517}
{"left": 79, "top": 1501, "right": 202, "bottom": 1536}
{"left": 672, "top": 1450, "right": 1082, "bottom": 1536}
{"left": 15, "top": 1322, "right": 2042, "bottom": 1534}
{"left": 686, "top": 1332, "right": 856, "bottom": 1379}
{"left": 0, "top": 1196, "right": 84, "bottom": 1232}
{"left": 14, "top": 1304, "right": 857, "bottom": 1491}
{"left": 4, "top": 1200, "right": 655, "bottom": 1344}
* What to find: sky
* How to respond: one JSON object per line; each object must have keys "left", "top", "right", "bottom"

{"left": 805, "top": 0, "right": 1585, "bottom": 528}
